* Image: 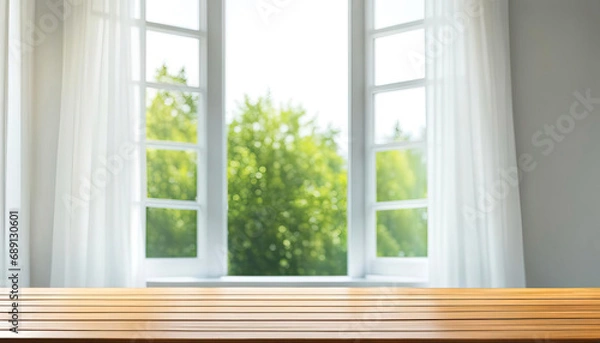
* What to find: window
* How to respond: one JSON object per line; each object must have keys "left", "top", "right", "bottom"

{"left": 365, "top": 0, "right": 427, "bottom": 278}
{"left": 141, "top": 0, "right": 209, "bottom": 277}
{"left": 226, "top": 0, "right": 349, "bottom": 276}
{"left": 142, "top": 0, "right": 428, "bottom": 281}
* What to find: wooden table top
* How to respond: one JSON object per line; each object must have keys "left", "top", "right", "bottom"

{"left": 2, "top": 287, "right": 600, "bottom": 342}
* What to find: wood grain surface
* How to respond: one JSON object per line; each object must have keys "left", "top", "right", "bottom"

{"left": 1, "top": 287, "right": 599, "bottom": 342}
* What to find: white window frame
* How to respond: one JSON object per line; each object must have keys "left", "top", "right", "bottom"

{"left": 143, "top": 0, "right": 429, "bottom": 285}
{"left": 141, "top": 0, "right": 213, "bottom": 278}
{"left": 363, "top": 0, "right": 428, "bottom": 279}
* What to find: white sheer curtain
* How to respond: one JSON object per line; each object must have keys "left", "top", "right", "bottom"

{"left": 51, "top": 0, "right": 144, "bottom": 287}
{"left": 426, "top": 0, "right": 526, "bottom": 287}
{"left": 1, "top": 0, "right": 34, "bottom": 287}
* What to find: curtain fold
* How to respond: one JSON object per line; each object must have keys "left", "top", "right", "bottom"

{"left": 1, "top": 0, "right": 34, "bottom": 288}
{"left": 425, "top": 0, "right": 526, "bottom": 287}
{"left": 51, "top": 0, "right": 144, "bottom": 287}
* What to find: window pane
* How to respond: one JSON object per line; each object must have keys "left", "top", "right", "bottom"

{"left": 146, "top": 0, "right": 200, "bottom": 30}
{"left": 146, "top": 207, "right": 197, "bottom": 257}
{"left": 226, "top": 0, "right": 348, "bottom": 276}
{"left": 374, "top": 0, "right": 424, "bottom": 29}
{"left": 376, "top": 149, "right": 427, "bottom": 202}
{"left": 146, "top": 88, "right": 200, "bottom": 143}
{"left": 374, "top": 87, "right": 425, "bottom": 144}
{"left": 147, "top": 149, "right": 197, "bottom": 200}
{"left": 146, "top": 31, "right": 200, "bottom": 87}
{"left": 375, "top": 29, "right": 424, "bottom": 85}
{"left": 376, "top": 208, "right": 427, "bottom": 257}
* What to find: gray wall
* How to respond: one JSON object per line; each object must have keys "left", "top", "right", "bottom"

{"left": 510, "top": 0, "right": 600, "bottom": 287}
{"left": 30, "top": 0, "right": 63, "bottom": 287}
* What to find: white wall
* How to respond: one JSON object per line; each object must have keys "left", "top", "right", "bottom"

{"left": 509, "top": 0, "right": 600, "bottom": 287}
{"left": 30, "top": 0, "right": 63, "bottom": 287}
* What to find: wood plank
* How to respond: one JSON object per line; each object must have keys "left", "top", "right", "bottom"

{"left": 2, "top": 330, "right": 600, "bottom": 340}
{"left": 11, "top": 287, "right": 600, "bottom": 296}
{"left": 6, "top": 319, "right": 600, "bottom": 331}
{"left": 14, "top": 304, "right": 600, "bottom": 313}
{"left": 7, "top": 298, "right": 600, "bottom": 307}
{"left": 15, "top": 292, "right": 600, "bottom": 300}
{"left": 2, "top": 288, "right": 599, "bottom": 342}
{"left": 19, "top": 310, "right": 600, "bottom": 321}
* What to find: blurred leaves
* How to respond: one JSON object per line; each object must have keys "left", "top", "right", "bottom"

{"left": 147, "top": 149, "right": 197, "bottom": 201}
{"left": 377, "top": 208, "right": 427, "bottom": 257}
{"left": 146, "top": 207, "right": 197, "bottom": 258}
{"left": 146, "top": 65, "right": 198, "bottom": 143}
{"left": 227, "top": 96, "right": 348, "bottom": 275}
{"left": 145, "top": 66, "right": 427, "bottom": 269}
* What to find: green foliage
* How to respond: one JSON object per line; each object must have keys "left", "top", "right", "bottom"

{"left": 376, "top": 208, "right": 427, "bottom": 257}
{"left": 375, "top": 149, "right": 428, "bottom": 257}
{"left": 145, "top": 65, "right": 199, "bottom": 258}
{"left": 144, "top": 66, "right": 427, "bottom": 272}
{"left": 227, "top": 96, "right": 347, "bottom": 275}
{"left": 146, "top": 208, "right": 197, "bottom": 258}
{"left": 146, "top": 149, "right": 197, "bottom": 201}
{"left": 145, "top": 65, "right": 198, "bottom": 202}
{"left": 376, "top": 150, "right": 426, "bottom": 202}
{"left": 146, "top": 65, "right": 198, "bottom": 143}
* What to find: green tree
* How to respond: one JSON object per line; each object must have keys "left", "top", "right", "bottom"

{"left": 145, "top": 65, "right": 199, "bottom": 258}
{"left": 374, "top": 124, "right": 428, "bottom": 257}
{"left": 227, "top": 96, "right": 347, "bottom": 275}
{"left": 145, "top": 66, "right": 427, "bottom": 272}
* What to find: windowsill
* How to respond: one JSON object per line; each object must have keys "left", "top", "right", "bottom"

{"left": 146, "top": 275, "right": 428, "bottom": 287}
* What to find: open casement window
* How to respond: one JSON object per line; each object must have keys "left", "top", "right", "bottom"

{"left": 141, "top": 0, "right": 212, "bottom": 277}
{"left": 364, "top": 0, "right": 428, "bottom": 279}
{"left": 142, "top": 0, "right": 428, "bottom": 283}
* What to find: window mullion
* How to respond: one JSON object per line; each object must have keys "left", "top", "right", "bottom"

{"left": 371, "top": 140, "right": 426, "bottom": 152}
{"left": 145, "top": 81, "right": 204, "bottom": 94}
{"left": 347, "top": 0, "right": 369, "bottom": 279}
{"left": 363, "top": 0, "right": 378, "bottom": 276}
{"left": 371, "top": 20, "right": 424, "bottom": 38}
{"left": 145, "top": 140, "right": 198, "bottom": 151}
{"left": 146, "top": 198, "right": 201, "bottom": 210}
{"left": 146, "top": 21, "right": 205, "bottom": 38}
{"left": 205, "top": 0, "right": 227, "bottom": 278}
{"left": 371, "top": 78, "right": 425, "bottom": 94}
{"left": 140, "top": 0, "right": 148, "bottom": 266}
{"left": 373, "top": 199, "right": 428, "bottom": 211}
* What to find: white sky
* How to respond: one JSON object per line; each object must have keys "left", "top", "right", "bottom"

{"left": 145, "top": 0, "right": 426, "bottom": 148}
{"left": 225, "top": 0, "right": 349, "bottom": 149}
